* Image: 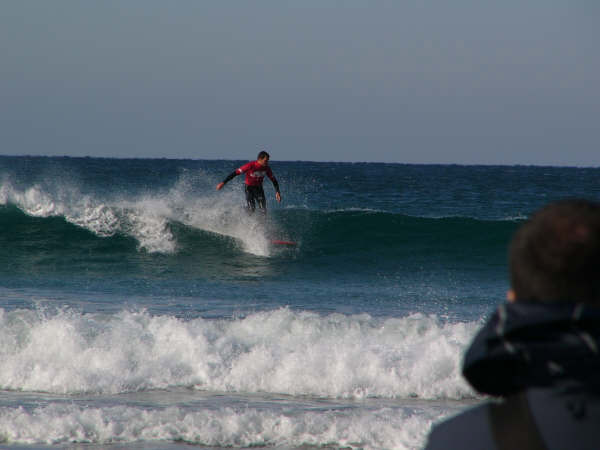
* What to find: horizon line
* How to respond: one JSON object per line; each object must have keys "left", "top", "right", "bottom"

{"left": 0, "top": 153, "right": 598, "bottom": 169}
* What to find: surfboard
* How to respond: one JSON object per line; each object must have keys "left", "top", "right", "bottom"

{"left": 271, "top": 240, "right": 297, "bottom": 246}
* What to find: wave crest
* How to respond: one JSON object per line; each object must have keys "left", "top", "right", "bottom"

{"left": 0, "top": 307, "right": 478, "bottom": 400}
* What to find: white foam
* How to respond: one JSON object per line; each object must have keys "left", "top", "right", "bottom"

{"left": 168, "top": 175, "right": 273, "bottom": 256}
{"left": 0, "top": 183, "right": 62, "bottom": 218}
{"left": 0, "top": 179, "right": 175, "bottom": 252}
{"left": 175, "top": 197, "right": 269, "bottom": 256}
{"left": 0, "top": 307, "right": 478, "bottom": 399}
{"left": 0, "top": 403, "right": 444, "bottom": 449}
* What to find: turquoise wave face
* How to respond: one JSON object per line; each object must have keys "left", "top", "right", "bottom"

{"left": 0, "top": 204, "right": 517, "bottom": 280}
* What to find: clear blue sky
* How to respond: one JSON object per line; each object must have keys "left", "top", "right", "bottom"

{"left": 2, "top": 1, "right": 599, "bottom": 165}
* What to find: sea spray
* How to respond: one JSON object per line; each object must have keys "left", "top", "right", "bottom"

{"left": 0, "top": 177, "right": 278, "bottom": 256}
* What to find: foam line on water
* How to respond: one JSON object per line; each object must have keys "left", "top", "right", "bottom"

{"left": 0, "top": 307, "right": 479, "bottom": 400}
{"left": 0, "top": 403, "right": 446, "bottom": 449}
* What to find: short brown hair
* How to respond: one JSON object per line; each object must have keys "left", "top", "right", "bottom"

{"left": 257, "top": 151, "right": 270, "bottom": 160}
{"left": 509, "top": 199, "right": 600, "bottom": 304}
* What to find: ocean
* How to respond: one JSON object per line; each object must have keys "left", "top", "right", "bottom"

{"left": 0, "top": 155, "right": 598, "bottom": 449}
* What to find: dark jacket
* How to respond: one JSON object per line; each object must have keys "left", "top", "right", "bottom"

{"left": 425, "top": 301, "right": 600, "bottom": 450}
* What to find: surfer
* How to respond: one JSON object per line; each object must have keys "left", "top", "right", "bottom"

{"left": 216, "top": 151, "right": 282, "bottom": 214}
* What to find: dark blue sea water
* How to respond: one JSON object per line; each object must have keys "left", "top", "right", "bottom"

{"left": 1, "top": 156, "right": 598, "bottom": 448}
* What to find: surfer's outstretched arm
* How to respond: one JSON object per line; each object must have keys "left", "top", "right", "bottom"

{"left": 216, "top": 171, "right": 238, "bottom": 190}
{"left": 268, "top": 174, "right": 282, "bottom": 202}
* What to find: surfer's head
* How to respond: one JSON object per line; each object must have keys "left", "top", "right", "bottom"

{"left": 257, "top": 151, "right": 270, "bottom": 166}
{"left": 508, "top": 199, "right": 600, "bottom": 305}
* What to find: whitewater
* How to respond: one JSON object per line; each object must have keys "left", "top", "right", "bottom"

{"left": 0, "top": 307, "right": 477, "bottom": 448}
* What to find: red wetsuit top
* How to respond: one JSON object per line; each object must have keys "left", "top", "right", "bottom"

{"left": 222, "top": 161, "right": 280, "bottom": 192}
{"left": 236, "top": 161, "right": 276, "bottom": 186}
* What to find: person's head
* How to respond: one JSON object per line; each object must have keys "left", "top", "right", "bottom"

{"left": 257, "top": 151, "right": 270, "bottom": 166}
{"left": 508, "top": 199, "right": 600, "bottom": 305}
